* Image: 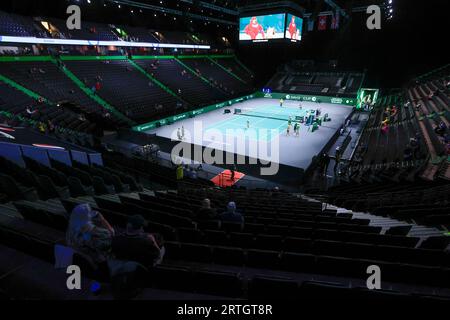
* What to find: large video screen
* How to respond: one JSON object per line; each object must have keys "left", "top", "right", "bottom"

{"left": 239, "top": 14, "right": 286, "bottom": 41}
{"left": 285, "top": 14, "right": 303, "bottom": 42}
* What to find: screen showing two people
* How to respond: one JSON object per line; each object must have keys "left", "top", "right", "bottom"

{"left": 239, "top": 13, "right": 303, "bottom": 42}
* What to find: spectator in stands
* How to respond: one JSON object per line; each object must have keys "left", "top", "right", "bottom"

{"left": 391, "top": 105, "right": 398, "bottom": 120}
{"left": 66, "top": 204, "right": 115, "bottom": 264}
{"left": 26, "top": 106, "right": 37, "bottom": 115}
{"left": 191, "top": 167, "right": 199, "bottom": 180}
{"left": 409, "top": 137, "right": 420, "bottom": 158}
{"left": 47, "top": 119, "right": 55, "bottom": 134}
{"left": 102, "top": 110, "right": 111, "bottom": 119}
{"left": 112, "top": 215, "right": 165, "bottom": 268}
{"left": 403, "top": 144, "right": 413, "bottom": 161}
{"left": 321, "top": 152, "right": 331, "bottom": 176}
{"left": 95, "top": 81, "right": 102, "bottom": 92}
{"left": 333, "top": 146, "right": 342, "bottom": 174}
{"left": 230, "top": 164, "right": 237, "bottom": 181}
{"left": 176, "top": 163, "right": 184, "bottom": 181}
{"left": 38, "top": 122, "right": 46, "bottom": 134}
{"left": 220, "top": 202, "right": 244, "bottom": 223}
{"left": 435, "top": 121, "right": 447, "bottom": 136}
{"left": 196, "top": 198, "right": 218, "bottom": 221}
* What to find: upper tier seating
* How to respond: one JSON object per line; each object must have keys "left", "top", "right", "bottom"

{"left": 0, "top": 82, "right": 95, "bottom": 134}
{"left": 46, "top": 18, "right": 119, "bottom": 41}
{"left": 267, "top": 62, "right": 364, "bottom": 97}
{"left": 407, "top": 74, "right": 449, "bottom": 160}
{"left": 213, "top": 58, "right": 255, "bottom": 85}
{"left": 0, "top": 10, "right": 45, "bottom": 37}
{"left": 0, "top": 61, "right": 126, "bottom": 127}
{"left": 64, "top": 59, "right": 182, "bottom": 122}
{"left": 182, "top": 58, "right": 249, "bottom": 96}
{"left": 119, "top": 26, "right": 160, "bottom": 42}
{"left": 155, "top": 31, "right": 194, "bottom": 44}
{"left": 135, "top": 59, "right": 227, "bottom": 107}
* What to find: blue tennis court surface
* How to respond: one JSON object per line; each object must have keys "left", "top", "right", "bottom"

{"left": 205, "top": 104, "right": 310, "bottom": 142}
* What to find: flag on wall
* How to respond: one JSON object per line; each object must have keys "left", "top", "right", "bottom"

{"left": 318, "top": 15, "right": 327, "bottom": 31}
{"left": 307, "top": 19, "right": 315, "bottom": 32}
{"left": 331, "top": 11, "right": 340, "bottom": 30}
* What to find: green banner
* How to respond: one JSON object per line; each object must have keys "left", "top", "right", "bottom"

{"left": 256, "top": 92, "right": 357, "bottom": 106}
{"left": 60, "top": 55, "right": 127, "bottom": 61}
{"left": 59, "top": 54, "right": 234, "bottom": 61}
{"left": 133, "top": 91, "right": 358, "bottom": 132}
{"left": 133, "top": 93, "right": 256, "bottom": 132}
{"left": 0, "top": 56, "right": 52, "bottom": 62}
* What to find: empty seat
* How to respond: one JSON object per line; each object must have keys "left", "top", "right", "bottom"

{"left": 177, "top": 228, "right": 203, "bottom": 243}
{"left": 419, "top": 237, "right": 450, "bottom": 250}
{"left": 248, "top": 275, "right": 298, "bottom": 299}
{"left": 254, "top": 235, "right": 283, "bottom": 250}
{"left": 212, "top": 246, "right": 245, "bottom": 266}
{"left": 280, "top": 252, "right": 316, "bottom": 273}
{"left": 149, "top": 265, "right": 193, "bottom": 291}
{"left": 229, "top": 232, "right": 254, "bottom": 248}
{"left": 179, "top": 243, "right": 213, "bottom": 263}
{"left": 203, "top": 230, "right": 228, "bottom": 246}
{"left": 284, "top": 237, "right": 313, "bottom": 253}
{"left": 246, "top": 249, "right": 280, "bottom": 268}
{"left": 194, "top": 270, "right": 243, "bottom": 297}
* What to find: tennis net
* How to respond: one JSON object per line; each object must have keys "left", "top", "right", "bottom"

{"left": 236, "top": 108, "right": 304, "bottom": 122}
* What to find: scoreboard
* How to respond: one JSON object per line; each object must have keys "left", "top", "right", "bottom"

{"left": 238, "top": 1, "right": 305, "bottom": 45}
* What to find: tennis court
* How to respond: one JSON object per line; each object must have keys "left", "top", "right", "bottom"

{"left": 146, "top": 98, "right": 353, "bottom": 170}
{"left": 204, "top": 104, "right": 310, "bottom": 142}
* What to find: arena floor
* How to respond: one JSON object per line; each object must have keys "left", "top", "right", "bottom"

{"left": 146, "top": 98, "right": 354, "bottom": 170}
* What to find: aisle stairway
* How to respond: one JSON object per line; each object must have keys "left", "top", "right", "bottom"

{"left": 303, "top": 195, "right": 446, "bottom": 247}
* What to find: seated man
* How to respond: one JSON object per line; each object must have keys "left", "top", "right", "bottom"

{"left": 196, "top": 198, "right": 217, "bottom": 221}
{"left": 112, "top": 215, "right": 165, "bottom": 268}
{"left": 220, "top": 202, "right": 244, "bottom": 224}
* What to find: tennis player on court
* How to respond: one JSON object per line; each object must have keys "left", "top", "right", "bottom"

{"left": 294, "top": 122, "right": 300, "bottom": 137}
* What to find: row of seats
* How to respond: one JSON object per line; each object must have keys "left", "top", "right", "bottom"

{"left": 2, "top": 197, "right": 450, "bottom": 298}
{"left": 182, "top": 58, "right": 250, "bottom": 96}
{"left": 0, "top": 81, "right": 95, "bottom": 134}
{"left": 63, "top": 59, "right": 181, "bottom": 123}
{"left": 135, "top": 59, "right": 227, "bottom": 107}
{"left": 0, "top": 61, "right": 125, "bottom": 128}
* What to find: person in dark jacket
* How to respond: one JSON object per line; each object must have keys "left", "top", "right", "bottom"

{"left": 112, "top": 215, "right": 165, "bottom": 268}
{"left": 196, "top": 198, "right": 217, "bottom": 221}
{"left": 220, "top": 202, "right": 244, "bottom": 223}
